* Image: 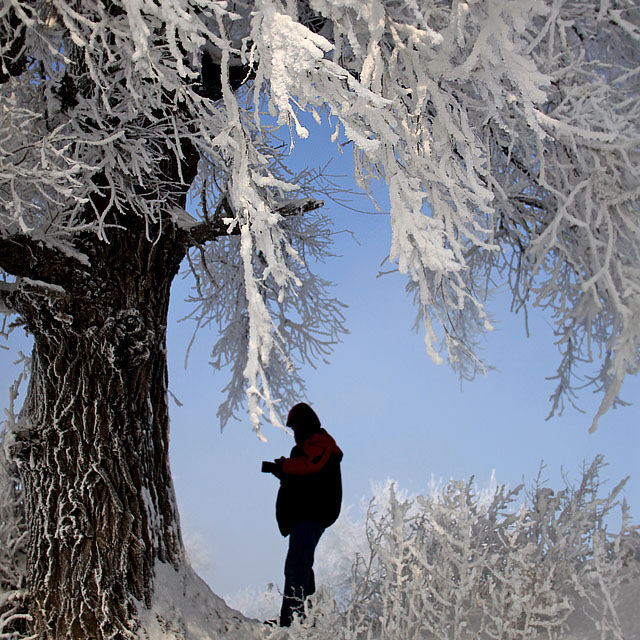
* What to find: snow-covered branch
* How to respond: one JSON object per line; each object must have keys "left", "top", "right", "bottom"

{"left": 243, "top": 0, "right": 640, "bottom": 430}
{"left": 183, "top": 202, "right": 346, "bottom": 437}
{"left": 181, "top": 196, "right": 324, "bottom": 247}
{"left": 1, "top": 0, "right": 638, "bottom": 433}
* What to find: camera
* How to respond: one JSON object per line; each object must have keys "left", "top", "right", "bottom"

{"left": 262, "top": 461, "right": 275, "bottom": 473}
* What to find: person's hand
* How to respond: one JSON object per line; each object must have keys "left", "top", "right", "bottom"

{"left": 261, "top": 461, "right": 276, "bottom": 474}
{"left": 261, "top": 457, "right": 286, "bottom": 478}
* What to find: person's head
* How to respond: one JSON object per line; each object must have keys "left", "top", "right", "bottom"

{"left": 286, "top": 402, "right": 321, "bottom": 443}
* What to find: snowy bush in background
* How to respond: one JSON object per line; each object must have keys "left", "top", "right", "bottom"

{"left": 223, "top": 584, "right": 282, "bottom": 623}
{"left": 263, "top": 457, "right": 639, "bottom": 640}
{"left": 313, "top": 473, "right": 502, "bottom": 611}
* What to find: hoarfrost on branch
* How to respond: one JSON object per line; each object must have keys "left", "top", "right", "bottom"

{"left": 1, "top": 0, "right": 639, "bottom": 435}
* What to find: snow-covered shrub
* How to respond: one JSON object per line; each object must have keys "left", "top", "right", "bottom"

{"left": 267, "top": 457, "right": 638, "bottom": 640}
{"left": 0, "top": 373, "right": 30, "bottom": 639}
{"left": 314, "top": 474, "right": 504, "bottom": 612}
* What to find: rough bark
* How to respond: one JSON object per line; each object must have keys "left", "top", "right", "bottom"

{"left": 0, "top": 234, "right": 88, "bottom": 286}
{"left": 8, "top": 224, "right": 188, "bottom": 639}
{"left": 3, "top": 179, "right": 317, "bottom": 640}
{"left": 1, "top": 20, "right": 320, "bottom": 634}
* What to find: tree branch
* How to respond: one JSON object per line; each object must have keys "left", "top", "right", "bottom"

{"left": 180, "top": 197, "right": 324, "bottom": 248}
{"left": 199, "top": 50, "right": 255, "bottom": 101}
{"left": 0, "top": 234, "right": 88, "bottom": 286}
{"left": 514, "top": 195, "right": 547, "bottom": 210}
{"left": 0, "top": 8, "right": 28, "bottom": 84}
{"left": 273, "top": 197, "right": 325, "bottom": 218}
{"left": 197, "top": 7, "right": 332, "bottom": 102}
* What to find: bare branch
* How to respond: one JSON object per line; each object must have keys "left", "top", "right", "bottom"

{"left": 274, "top": 197, "right": 325, "bottom": 218}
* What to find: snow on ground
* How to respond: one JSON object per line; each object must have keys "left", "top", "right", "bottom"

{"left": 136, "top": 561, "right": 263, "bottom": 640}
{"left": 143, "top": 560, "right": 640, "bottom": 640}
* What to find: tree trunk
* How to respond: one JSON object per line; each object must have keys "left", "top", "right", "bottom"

{"left": 11, "top": 228, "right": 187, "bottom": 639}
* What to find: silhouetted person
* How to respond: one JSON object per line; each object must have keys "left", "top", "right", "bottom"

{"left": 262, "top": 403, "right": 343, "bottom": 627}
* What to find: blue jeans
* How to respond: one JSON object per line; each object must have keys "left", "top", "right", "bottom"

{"left": 280, "top": 521, "right": 325, "bottom": 627}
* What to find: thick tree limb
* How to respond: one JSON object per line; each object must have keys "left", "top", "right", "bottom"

{"left": 180, "top": 197, "right": 324, "bottom": 247}
{"left": 0, "top": 234, "right": 88, "bottom": 286}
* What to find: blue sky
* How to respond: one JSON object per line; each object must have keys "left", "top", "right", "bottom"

{"left": 164, "top": 121, "right": 639, "bottom": 598}
{"left": 165, "top": 201, "right": 639, "bottom": 598}
{"left": 1, "top": 120, "right": 638, "bottom": 601}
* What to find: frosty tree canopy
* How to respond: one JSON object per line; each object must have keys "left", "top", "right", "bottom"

{"left": 1, "top": 0, "right": 639, "bottom": 435}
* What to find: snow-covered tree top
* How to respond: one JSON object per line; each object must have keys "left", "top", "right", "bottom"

{"left": 1, "top": 0, "right": 638, "bottom": 434}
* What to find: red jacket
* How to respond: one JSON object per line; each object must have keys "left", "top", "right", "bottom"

{"left": 275, "top": 429, "right": 343, "bottom": 536}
